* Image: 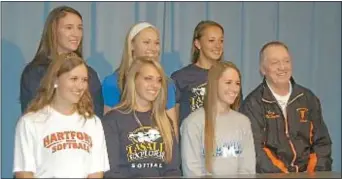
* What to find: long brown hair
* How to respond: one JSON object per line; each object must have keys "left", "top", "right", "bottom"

{"left": 115, "top": 56, "right": 175, "bottom": 163}
{"left": 204, "top": 60, "right": 242, "bottom": 173}
{"left": 191, "top": 20, "right": 224, "bottom": 64}
{"left": 25, "top": 52, "right": 94, "bottom": 119}
{"left": 32, "top": 6, "right": 83, "bottom": 65}
{"left": 117, "top": 22, "right": 159, "bottom": 92}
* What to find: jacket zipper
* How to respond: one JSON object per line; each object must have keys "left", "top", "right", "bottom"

{"left": 263, "top": 92, "right": 303, "bottom": 172}
{"left": 282, "top": 93, "right": 303, "bottom": 172}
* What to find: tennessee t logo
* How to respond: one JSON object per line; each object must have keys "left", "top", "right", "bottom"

{"left": 296, "top": 108, "right": 308, "bottom": 122}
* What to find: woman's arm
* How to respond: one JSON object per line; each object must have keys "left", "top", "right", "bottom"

{"left": 88, "top": 117, "right": 110, "bottom": 178}
{"left": 15, "top": 172, "right": 34, "bottom": 178}
{"left": 101, "top": 112, "right": 125, "bottom": 177}
{"left": 102, "top": 74, "right": 121, "bottom": 115}
{"left": 166, "top": 81, "right": 179, "bottom": 138}
{"left": 180, "top": 115, "right": 205, "bottom": 176}
{"left": 87, "top": 172, "right": 103, "bottom": 178}
{"left": 13, "top": 117, "right": 37, "bottom": 178}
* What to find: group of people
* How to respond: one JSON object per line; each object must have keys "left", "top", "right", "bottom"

{"left": 13, "top": 5, "right": 333, "bottom": 178}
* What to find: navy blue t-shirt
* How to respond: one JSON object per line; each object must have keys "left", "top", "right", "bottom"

{"left": 171, "top": 64, "right": 208, "bottom": 125}
{"left": 102, "top": 108, "right": 181, "bottom": 177}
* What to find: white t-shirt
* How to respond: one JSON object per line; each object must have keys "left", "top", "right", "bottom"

{"left": 13, "top": 106, "right": 110, "bottom": 178}
{"left": 267, "top": 81, "right": 292, "bottom": 116}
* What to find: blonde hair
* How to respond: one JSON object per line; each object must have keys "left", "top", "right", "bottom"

{"left": 117, "top": 22, "right": 159, "bottom": 92}
{"left": 115, "top": 56, "right": 175, "bottom": 163}
{"left": 25, "top": 52, "right": 94, "bottom": 119}
{"left": 204, "top": 60, "right": 242, "bottom": 173}
{"left": 191, "top": 20, "right": 224, "bottom": 63}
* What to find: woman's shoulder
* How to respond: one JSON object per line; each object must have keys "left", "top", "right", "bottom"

{"left": 18, "top": 106, "right": 51, "bottom": 124}
{"left": 182, "top": 108, "right": 205, "bottom": 125}
{"left": 170, "top": 64, "right": 195, "bottom": 79}
{"left": 102, "top": 72, "right": 119, "bottom": 87}
{"left": 229, "top": 110, "right": 251, "bottom": 125}
{"left": 103, "top": 107, "right": 132, "bottom": 121}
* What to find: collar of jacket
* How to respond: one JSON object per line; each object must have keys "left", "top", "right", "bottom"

{"left": 261, "top": 77, "right": 304, "bottom": 104}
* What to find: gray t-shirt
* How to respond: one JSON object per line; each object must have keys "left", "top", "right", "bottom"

{"left": 180, "top": 108, "right": 256, "bottom": 177}
{"left": 171, "top": 64, "right": 208, "bottom": 125}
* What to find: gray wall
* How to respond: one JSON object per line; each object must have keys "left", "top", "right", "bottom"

{"left": 1, "top": 2, "right": 340, "bottom": 177}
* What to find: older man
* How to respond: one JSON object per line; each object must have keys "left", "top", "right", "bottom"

{"left": 240, "top": 41, "right": 332, "bottom": 173}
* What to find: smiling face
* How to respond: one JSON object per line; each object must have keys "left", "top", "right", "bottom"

{"left": 134, "top": 63, "right": 162, "bottom": 107}
{"left": 54, "top": 64, "right": 88, "bottom": 106}
{"left": 132, "top": 27, "right": 161, "bottom": 58}
{"left": 217, "top": 67, "right": 241, "bottom": 108}
{"left": 260, "top": 45, "right": 292, "bottom": 88}
{"left": 56, "top": 12, "right": 83, "bottom": 54}
{"left": 195, "top": 25, "right": 224, "bottom": 62}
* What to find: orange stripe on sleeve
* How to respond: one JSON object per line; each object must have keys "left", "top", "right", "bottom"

{"left": 263, "top": 147, "right": 289, "bottom": 173}
{"left": 307, "top": 153, "right": 317, "bottom": 172}
{"left": 309, "top": 122, "right": 314, "bottom": 145}
{"left": 307, "top": 121, "right": 317, "bottom": 172}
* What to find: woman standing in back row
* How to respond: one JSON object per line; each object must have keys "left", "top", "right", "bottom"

{"left": 171, "top": 20, "right": 226, "bottom": 125}
{"left": 20, "top": 6, "right": 104, "bottom": 118}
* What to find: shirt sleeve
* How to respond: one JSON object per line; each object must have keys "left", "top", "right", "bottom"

{"left": 162, "top": 134, "right": 182, "bottom": 176}
{"left": 88, "top": 117, "right": 110, "bottom": 174}
{"left": 88, "top": 67, "right": 104, "bottom": 118}
{"left": 238, "top": 119, "right": 256, "bottom": 174}
{"left": 166, "top": 80, "right": 176, "bottom": 110}
{"left": 180, "top": 115, "right": 205, "bottom": 176}
{"left": 20, "top": 65, "right": 41, "bottom": 113}
{"left": 308, "top": 96, "right": 332, "bottom": 171}
{"left": 102, "top": 74, "right": 121, "bottom": 108}
{"left": 170, "top": 73, "right": 182, "bottom": 104}
{"left": 102, "top": 111, "right": 125, "bottom": 177}
{"left": 13, "top": 116, "right": 36, "bottom": 174}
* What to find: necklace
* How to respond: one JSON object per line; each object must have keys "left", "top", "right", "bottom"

{"left": 133, "top": 111, "right": 144, "bottom": 127}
